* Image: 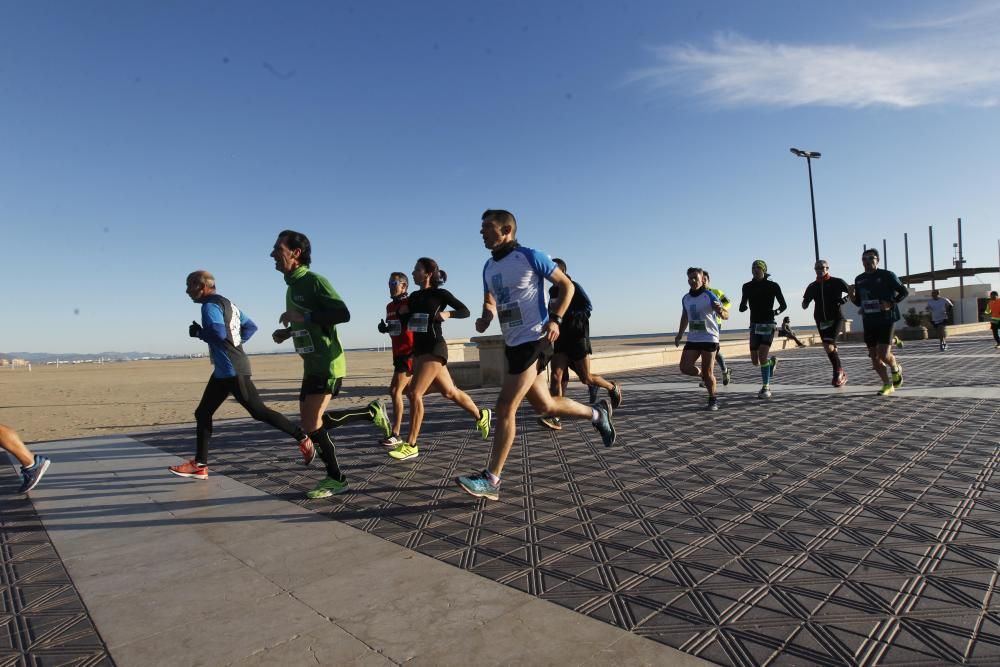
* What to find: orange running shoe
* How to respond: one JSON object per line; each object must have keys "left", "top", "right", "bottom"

{"left": 169, "top": 459, "right": 208, "bottom": 480}
{"left": 298, "top": 435, "right": 317, "bottom": 466}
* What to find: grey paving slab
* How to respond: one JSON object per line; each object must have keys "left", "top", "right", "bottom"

{"left": 23, "top": 433, "right": 699, "bottom": 666}
{"left": 123, "top": 331, "right": 1000, "bottom": 666}
{"left": 0, "top": 465, "right": 114, "bottom": 666}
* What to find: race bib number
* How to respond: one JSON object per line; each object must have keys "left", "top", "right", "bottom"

{"left": 386, "top": 319, "right": 402, "bottom": 336}
{"left": 291, "top": 328, "right": 315, "bottom": 354}
{"left": 690, "top": 319, "right": 707, "bottom": 332}
{"left": 862, "top": 299, "right": 882, "bottom": 314}
{"left": 408, "top": 313, "right": 430, "bottom": 333}
{"left": 753, "top": 323, "right": 774, "bottom": 335}
{"left": 818, "top": 320, "right": 835, "bottom": 330}
{"left": 498, "top": 302, "right": 524, "bottom": 331}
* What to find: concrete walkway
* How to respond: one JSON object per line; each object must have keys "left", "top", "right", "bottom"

{"left": 16, "top": 435, "right": 705, "bottom": 666}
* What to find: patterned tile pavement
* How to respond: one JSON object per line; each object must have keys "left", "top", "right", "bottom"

{"left": 0, "top": 489, "right": 115, "bottom": 666}
{"left": 45, "top": 333, "right": 1000, "bottom": 665}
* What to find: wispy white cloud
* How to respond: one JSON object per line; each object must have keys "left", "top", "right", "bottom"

{"left": 874, "top": 1, "right": 1000, "bottom": 30}
{"left": 629, "top": 5, "right": 1000, "bottom": 109}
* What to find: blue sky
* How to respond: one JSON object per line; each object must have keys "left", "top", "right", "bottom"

{"left": 2, "top": 1, "right": 998, "bottom": 355}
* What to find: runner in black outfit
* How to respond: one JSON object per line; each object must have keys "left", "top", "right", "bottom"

{"left": 538, "top": 258, "right": 621, "bottom": 431}
{"left": 387, "top": 257, "right": 491, "bottom": 461}
{"left": 739, "top": 259, "right": 787, "bottom": 399}
{"left": 802, "top": 259, "right": 852, "bottom": 387}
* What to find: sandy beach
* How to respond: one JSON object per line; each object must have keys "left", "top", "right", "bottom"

{"left": 0, "top": 335, "right": 677, "bottom": 443}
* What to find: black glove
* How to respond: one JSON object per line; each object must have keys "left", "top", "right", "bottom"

{"left": 377, "top": 319, "right": 388, "bottom": 334}
{"left": 189, "top": 321, "right": 203, "bottom": 338}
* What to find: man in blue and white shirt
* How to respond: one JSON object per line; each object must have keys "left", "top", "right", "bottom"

{"left": 456, "top": 210, "right": 618, "bottom": 501}
{"left": 169, "top": 270, "right": 313, "bottom": 481}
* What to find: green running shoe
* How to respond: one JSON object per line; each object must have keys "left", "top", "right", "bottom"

{"left": 538, "top": 415, "right": 562, "bottom": 431}
{"left": 369, "top": 400, "right": 392, "bottom": 438}
{"left": 877, "top": 383, "right": 895, "bottom": 396}
{"left": 388, "top": 442, "right": 419, "bottom": 461}
{"left": 891, "top": 364, "right": 903, "bottom": 388}
{"left": 306, "top": 476, "right": 349, "bottom": 499}
{"left": 476, "top": 408, "right": 492, "bottom": 440}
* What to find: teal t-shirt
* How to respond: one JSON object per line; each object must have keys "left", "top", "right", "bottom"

{"left": 854, "top": 269, "right": 908, "bottom": 324}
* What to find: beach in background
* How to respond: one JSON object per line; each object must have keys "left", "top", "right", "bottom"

{"left": 1, "top": 333, "right": 696, "bottom": 443}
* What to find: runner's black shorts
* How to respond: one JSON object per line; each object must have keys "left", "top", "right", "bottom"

{"left": 554, "top": 330, "right": 592, "bottom": 361}
{"left": 506, "top": 339, "right": 554, "bottom": 375}
{"left": 748, "top": 323, "right": 776, "bottom": 350}
{"left": 684, "top": 341, "right": 719, "bottom": 353}
{"left": 392, "top": 354, "right": 413, "bottom": 374}
{"left": 863, "top": 321, "right": 896, "bottom": 347}
{"left": 413, "top": 339, "right": 448, "bottom": 365}
{"left": 815, "top": 318, "right": 844, "bottom": 343}
{"left": 300, "top": 374, "right": 343, "bottom": 400}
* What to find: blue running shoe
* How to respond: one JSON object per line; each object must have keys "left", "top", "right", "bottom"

{"left": 593, "top": 399, "right": 617, "bottom": 447}
{"left": 457, "top": 471, "right": 499, "bottom": 501}
{"left": 19, "top": 456, "right": 50, "bottom": 494}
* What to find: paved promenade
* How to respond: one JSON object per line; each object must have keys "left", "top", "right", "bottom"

{"left": 3, "top": 333, "right": 999, "bottom": 666}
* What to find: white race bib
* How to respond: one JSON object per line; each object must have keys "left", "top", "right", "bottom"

{"left": 862, "top": 299, "right": 882, "bottom": 314}
{"left": 291, "top": 328, "right": 315, "bottom": 354}
{"left": 498, "top": 302, "right": 524, "bottom": 331}
{"left": 408, "top": 313, "right": 430, "bottom": 333}
{"left": 386, "top": 319, "right": 402, "bottom": 336}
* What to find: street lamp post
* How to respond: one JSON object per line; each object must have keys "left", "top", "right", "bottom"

{"left": 790, "top": 147, "right": 822, "bottom": 262}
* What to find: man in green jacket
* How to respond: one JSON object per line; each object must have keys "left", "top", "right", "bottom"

{"left": 270, "top": 229, "right": 388, "bottom": 498}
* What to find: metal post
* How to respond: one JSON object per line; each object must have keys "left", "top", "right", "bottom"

{"left": 790, "top": 148, "right": 821, "bottom": 263}
{"left": 958, "top": 218, "right": 964, "bottom": 323}
{"left": 883, "top": 239, "right": 888, "bottom": 270}
{"left": 806, "top": 158, "right": 819, "bottom": 262}
{"left": 904, "top": 233, "right": 910, "bottom": 287}
{"left": 929, "top": 226, "right": 936, "bottom": 291}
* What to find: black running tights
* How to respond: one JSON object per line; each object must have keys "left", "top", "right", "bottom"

{"left": 195, "top": 374, "right": 303, "bottom": 464}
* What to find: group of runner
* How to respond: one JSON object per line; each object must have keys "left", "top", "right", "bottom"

{"left": 170, "top": 213, "right": 617, "bottom": 502}
{"left": 676, "top": 247, "right": 912, "bottom": 407}
{"left": 10, "top": 216, "right": 994, "bottom": 500}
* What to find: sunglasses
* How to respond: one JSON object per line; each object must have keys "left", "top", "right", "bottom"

{"left": 389, "top": 280, "right": 402, "bottom": 286}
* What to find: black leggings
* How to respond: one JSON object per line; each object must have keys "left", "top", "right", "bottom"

{"left": 992, "top": 321, "right": 1000, "bottom": 344}
{"left": 195, "top": 374, "right": 302, "bottom": 464}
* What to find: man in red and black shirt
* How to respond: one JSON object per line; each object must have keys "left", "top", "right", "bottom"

{"left": 378, "top": 272, "right": 415, "bottom": 446}
{"left": 802, "top": 259, "right": 852, "bottom": 387}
